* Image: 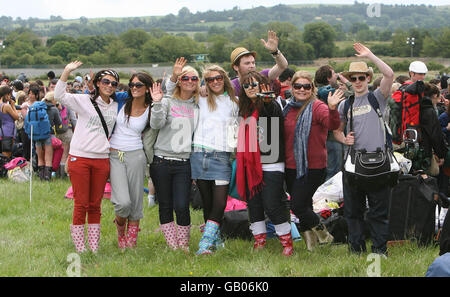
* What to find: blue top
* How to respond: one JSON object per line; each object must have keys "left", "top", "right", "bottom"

{"left": 426, "top": 253, "right": 450, "bottom": 277}
{"left": 84, "top": 90, "right": 129, "bottom": 112}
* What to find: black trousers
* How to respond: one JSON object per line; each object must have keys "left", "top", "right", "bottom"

{"left": 343, "top": 172, "right": 390, "bottom": 254}
{"left": 247, "top": 171, "right": 289, "bottom": 226}
{"left": 286, "top": 168, "right": 326, "bottom": 232}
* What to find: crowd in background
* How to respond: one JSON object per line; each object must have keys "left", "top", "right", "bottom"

{"left": 1, "top": 32, "right": 450, "bottom": 267}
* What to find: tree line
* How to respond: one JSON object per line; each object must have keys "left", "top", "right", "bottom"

{"left": 0, "top": 2, "right": 449, "bottom": 38}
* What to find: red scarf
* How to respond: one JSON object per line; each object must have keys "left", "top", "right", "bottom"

{"left": 236, "top": 108, "right": 264, "bottom": 201}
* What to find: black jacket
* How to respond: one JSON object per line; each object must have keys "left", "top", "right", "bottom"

{"left": 420, "top": 96, "right": 448, "bottom": 160}
{"left": 247, "top": 100, "right": 285, "bottom": 164}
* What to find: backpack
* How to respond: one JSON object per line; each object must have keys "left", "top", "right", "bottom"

{"left": 389, "top": 81, "right": 423, "bottom": 145}
{"left": 24, "top": 101, "right": 51, "bottom": 140}
{"left": 55, "top": 105, "right": 71, "bottom": 134}
{"left": 0, "top": 153, "right": 9, "bottom": 178}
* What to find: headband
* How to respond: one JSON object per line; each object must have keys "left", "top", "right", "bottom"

{"left": 98, "top": 70, "right": 120, "bottom": 82}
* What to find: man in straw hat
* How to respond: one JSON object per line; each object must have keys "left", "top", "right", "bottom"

{"left": 333, "top": 43, "right": 394, "bottom": 255}
{"left": 230, "top": 30, "right": 288, "bottom": 95}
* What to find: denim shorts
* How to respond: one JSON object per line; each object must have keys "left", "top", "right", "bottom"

{"left": 190, "top": 151, "right": 232, "bottom": 181}
{"left": 34, "top": 137, "right": 52, "bottom": 147}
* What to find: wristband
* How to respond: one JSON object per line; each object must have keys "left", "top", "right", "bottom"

{"left": 271, "top": 49, "right": 280, "bottom": 56}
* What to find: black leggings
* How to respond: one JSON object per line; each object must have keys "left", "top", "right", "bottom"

{"left": 196, "top": 179, "right": 228, "bottom": 224}
{"left": 286, "top": 168, "right": 326, "bottom": 232}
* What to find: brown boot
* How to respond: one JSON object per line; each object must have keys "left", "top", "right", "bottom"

{"left": 301, "top": 230, "right": 319, "bottom": 251}
{"left": 312, "top": 223, "right": 334, "bottom": 245}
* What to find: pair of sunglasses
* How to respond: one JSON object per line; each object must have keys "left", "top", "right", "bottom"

{"left": 129, "top": 82, "right": 146, "bottom": 89}
{"left": 243, "top": 82, "right": 259, "bottom": 89}
{"left": 100, "top": 78, "right": 118, "bottom": 87}
{"left": 292, "top": 83, "right": 312, "bottom": 90}
{"left": 349, "top": 75, "right": 367, "bottom": 82}
{"left": 180, "top": 76, "right": 199, "bottom": 82}
{"left": 205, "top": 75, "right": 224, "bottom": 83}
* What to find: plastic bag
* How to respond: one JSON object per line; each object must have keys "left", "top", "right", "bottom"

{"left": 312, "top": 171, "right": 344, "bottom": 213}
{"left": 394, "top": 152, "right": 412, "bottom": 174}
{"left": 7, "top": 164, "right": 30, "bottom": 183}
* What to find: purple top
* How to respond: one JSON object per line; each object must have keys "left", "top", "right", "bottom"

{"left": 231, "top": 69, "right": 271, "bottom": 96}
{"left": 0, "top": 103, "right": 16, "bottom": 139}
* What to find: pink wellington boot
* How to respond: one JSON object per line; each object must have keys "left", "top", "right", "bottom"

{"left": 87, "top": 224, "right": 101, "bottom": 253}
{"left": 126, "top": 224, "right": 141, "bottom": 248}
{"left": 177, "top": 225, "right": 191, "bottom": 253}
{"left": 114, "top": 219, "right": 127, "bottom": 250}
{"left": 160, "top": 222, "right": 178, "bottom": 250}
{"left": 70, "top": 224, "right": 87, "bottom": 253}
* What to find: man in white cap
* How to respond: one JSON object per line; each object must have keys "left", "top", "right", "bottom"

{"left": 408, "top": 61, "right": 428, "bottom": 83}
{"left": 333, "top": 43, "right": 395, "bottom": 255}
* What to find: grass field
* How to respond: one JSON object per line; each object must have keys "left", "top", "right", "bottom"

{"left": 0, "top": 178, "right": 440, "bottom": 277}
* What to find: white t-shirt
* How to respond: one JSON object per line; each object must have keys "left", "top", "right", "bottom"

{"left": 110, "top": 106, "right": 150, "bottom": 152}
{"left": 193, "top": 94, "right": 239, "bottom": 152}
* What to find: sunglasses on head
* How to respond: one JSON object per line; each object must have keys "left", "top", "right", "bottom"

{"left": 292, "top": 83, "right": 312, "bottom": 90}
{"left": 180, "top": 76, "right": 199, "bottom": 82}
{"left": 243, "top": 82, "right": 259, "bottom": 89}
{"left": 129, "top": 82, "right": 146, "bottom": 89}
{"left": 205, "top": 75, "right": 224, "bottom": 84}
{"left": 100, "top": 78, "right": 118, "bottom": 87}
{"left": 349, "top": 75, "right": 367, "bottom": 82}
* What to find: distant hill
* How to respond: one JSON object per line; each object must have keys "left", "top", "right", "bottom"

{"left": 0, "top": 2, "right": 449, "bottom": 37}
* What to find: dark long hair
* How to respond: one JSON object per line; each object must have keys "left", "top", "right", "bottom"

{"left": 0, "top": 85, "right": 12, "bottom": 102}
{"left": 125, "top": 72, "right": 154, "bottom": 130}
{"left": 91, "top": 69, "right": 120, "bottom": 101}
{"left": 238, "top": 71, "right": 269, "bottom": 118}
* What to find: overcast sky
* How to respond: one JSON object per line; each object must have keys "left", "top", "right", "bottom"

{"left": 0, "top": 0, "right": 447, "bottom": 19}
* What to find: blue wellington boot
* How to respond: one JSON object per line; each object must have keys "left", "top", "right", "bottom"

{"left": 196, "top": 220, "right": 220, "bottom": 255}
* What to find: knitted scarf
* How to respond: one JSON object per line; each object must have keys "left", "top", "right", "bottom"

{"left": 236, "top": 108, "right": 264, "bottom": 201}
{"left": 283, "top": 99, "right": 314, "bottom": 179}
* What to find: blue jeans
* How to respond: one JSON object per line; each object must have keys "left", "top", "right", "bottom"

{"left": 326, "top": 140, "right": 343, "bottom": 181}
{"left": 343, "top": 173, "right": 390, "bottom": 254}
{"left": 150, "top": 156, "right": 192, "bottom": 226}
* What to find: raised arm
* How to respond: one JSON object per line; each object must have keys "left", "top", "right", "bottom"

{"left": 261, "top": 31, "right": 289, "bottom": 81}
{"left": 354, "top": 43, "right": 394, "bottom": 99}
{"left": 60, "top": 61, "right": 83, "bottom": 83}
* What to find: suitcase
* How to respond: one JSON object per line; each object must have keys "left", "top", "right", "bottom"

{"left": 388, "top": 174, "right": 439, "bottom": 246}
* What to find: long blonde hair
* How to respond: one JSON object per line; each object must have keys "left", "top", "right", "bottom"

{"left": 202, "top": 65, "right": 237, "bottom": 111}
{"left": 173, "top": 66, "right": 200, "bottom": 103}
{"left": 291, "top": 70, "right": 317, "bottom": 120}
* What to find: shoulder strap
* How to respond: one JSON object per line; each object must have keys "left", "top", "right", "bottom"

{"left": 344, "top": 95, "right": 355, "bottom": 132}
{"left": 90, "top": 99, "right": 109, "bottom": 139}
{"left": 367, "top": 91, "right": 393, "bottom": 151}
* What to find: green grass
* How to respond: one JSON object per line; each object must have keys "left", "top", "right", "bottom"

{"left": 0, "top": 178, "right": 440, "bottom": 277}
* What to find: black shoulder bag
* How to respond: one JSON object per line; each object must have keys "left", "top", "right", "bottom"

{"left": 91, "top": 99, "right": 110, "bottom": 140}
{"left": 343, "top": 92, "right": 400, "bottom": 191}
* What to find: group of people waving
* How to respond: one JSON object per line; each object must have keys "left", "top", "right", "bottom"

{"left": 56, "top": 34, "right": 393, "bottom": 257}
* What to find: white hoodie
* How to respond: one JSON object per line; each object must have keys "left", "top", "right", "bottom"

{"left": 54, "top": 80, "right": 118, "bottom": 159}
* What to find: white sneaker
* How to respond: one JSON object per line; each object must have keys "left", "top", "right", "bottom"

{"left": 148, "top": 194, "right": 156, "bottom": 207}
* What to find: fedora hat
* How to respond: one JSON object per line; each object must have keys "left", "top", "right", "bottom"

{"left": 230, "top": 47, "right": 256, "bottom": 66}
{"left": 342, "top": 62, "right": 374, "bottom": 83}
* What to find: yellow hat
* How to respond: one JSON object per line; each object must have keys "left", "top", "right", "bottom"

{"left": 230, "top": 47, "right": 256, "bottom": 66}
